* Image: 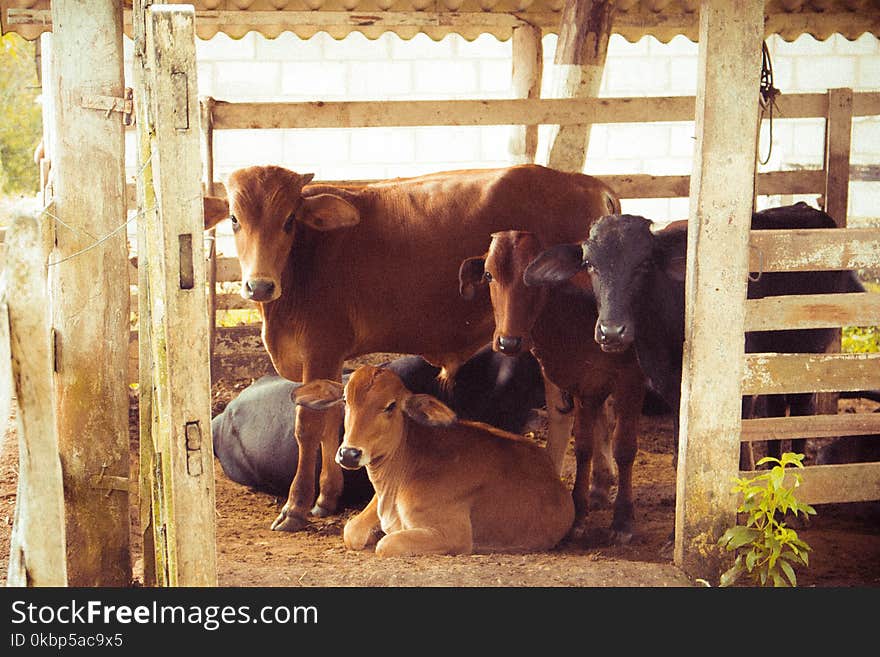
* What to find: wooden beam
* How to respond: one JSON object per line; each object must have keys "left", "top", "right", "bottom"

{"left": 141, "top": 4, "right": 217, "bottom": 587}
{"left": 3, "top": 215, "right": 68, "bottom": 587}
{"left": 748, "top": 227, "right": 880, "bottom": 273}
{"left": 741, "top": 413, "right": 880, "bottom": 442}
{"left": 209, "top": 96, "right": 697, "bottom": 130}
{"left": 48, "top": 0, "right": 131, "bottom": 587}
{"left": 674, "top": 0, "right": 764, "bottom": 584}
{"left": 509, "top": 24, "right": 543, "bottom": 165}
{"left": 744, "top": 291, "right": 880, "bottom": 332}
{"left": 742, "top": 352, "right": 880, "bottom": 396}
{"left": 546, "top": 0, "right": 615, "bottom": 172}
{"left": 739, "top": 463, "right": 880, "bottom": 505}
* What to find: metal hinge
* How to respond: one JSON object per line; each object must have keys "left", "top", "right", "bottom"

{"left": 81, "top": 88, "right": 135, "bottom": 126}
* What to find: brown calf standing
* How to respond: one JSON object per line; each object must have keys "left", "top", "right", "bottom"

{"left": 293, "top": 365, "right": 574, "bottom": 556}
{"left": 459, "top": 231, "right": 646, "bottom": 544}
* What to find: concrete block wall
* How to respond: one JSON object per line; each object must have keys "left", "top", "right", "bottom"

{"left": 123, "top": 29, "right": 879, "bottom": 247}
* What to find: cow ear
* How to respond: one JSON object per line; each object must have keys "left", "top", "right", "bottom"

{"left": 458, "top": 256, "right": 486, "bottom": 300}
{"left": 300, "top": 173, "right": 315, "bottom": 187}
{"left": 654, "top": 228, "right": 688, "bottom": 282}
{"left": 402, "top": 394, "right": 458, "bottom": 427}
{"left": 203, "top": 196, "right": 229, "bottom": 230}
{"left": 523, "top": 243, "right": 583, "bottom": 287}
{"left": 291, "top": 379, "right": 345, "bottom": 410}
{"left": 297, "top": 193, "right": 360, "bottom": 231}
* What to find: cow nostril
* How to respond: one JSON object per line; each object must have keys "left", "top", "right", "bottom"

{"left": 245, "top": 279, "right": 276, "bottom": 301}
{"left": 497, "top": 335, "right": 522, "bottom": 354}
{"left": 336, "top": 446, "right": 363, "bottom": 469}
{"left": 597, "top": 322, "right": 627, "bottom": 343}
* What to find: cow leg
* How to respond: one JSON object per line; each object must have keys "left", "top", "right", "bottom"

{"left": 313, "top": 400, "right": 345, "bottom": 517}
{"left": 343, "top": 495, "right": 383, "bottom": 551}
{"left": 272, "top": 358, "right": 345, "bottom": 532}
{"left": 376, "top": 520, "right": 473, "bottom": 557}
{"left": 543, "top": 377, "right": 573, "bottom": 475}
{"left": 588, "top": 399, "right": 615, "bottom": 509}
{"left": 608, "top": 381, "right": 644, "bottom": 545}
{"left": 569, "top": 397, "right": 603, "bottom": 541}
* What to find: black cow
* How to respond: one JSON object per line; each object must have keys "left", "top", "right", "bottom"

{"left": 211, "top": 346, "right": 546, "bottom": 501}
{"left": 523, "top": 202, "right": 867, "bottom": 465}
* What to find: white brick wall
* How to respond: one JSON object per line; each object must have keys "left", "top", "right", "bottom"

{"left": 123, "top": 29, "right": 880, "bottom": 241}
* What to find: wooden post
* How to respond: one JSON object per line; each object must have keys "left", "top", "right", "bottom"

{"left": 816, "top": 87, "right": 853, "bottom": 416}
{"left": 132, "top": 0, "right": 160, "bottom": 589}
{"left": 201, "top": 96, "right": 218, "bottom": 361}
{"left": 674, "top": 0, "right": 764, "bottom": 584}
{"left": 4, "top": 215, "right": 68, "bottom": 587}
{"left": 38, "top": 33, "right": 54, "bottom": 205}
{"left": 138, "top": 4, "right": 217, "bottom": 586}
{"left": 48, "top": 0, "right": 131, "bottom": 587}
{"left": 546, "top": 0, "right": 614, "bottom": 172}
{"left": 509, "top": 25, "right": 543, "bottom": 165}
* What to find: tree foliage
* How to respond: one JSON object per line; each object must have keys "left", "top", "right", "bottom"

{"left": 0, "top": 33, "right": 42, "bottom": 197}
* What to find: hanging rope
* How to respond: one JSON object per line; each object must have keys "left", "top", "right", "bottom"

{"left": 758, "top": 41, "right": 780, "bottom": 166}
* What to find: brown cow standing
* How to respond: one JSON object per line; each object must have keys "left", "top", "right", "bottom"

{"left": 292, "top": 365, "right": 575, "bottom": 555}
{"left": 459, "top": 231, "right": 646, "bottom": 544}
{"left": 203, "top": 164, "right": 618, "bottom": 532}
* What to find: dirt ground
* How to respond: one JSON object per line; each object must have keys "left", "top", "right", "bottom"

{"left": 1, "top": 358, "right": 879, "bottom": 588}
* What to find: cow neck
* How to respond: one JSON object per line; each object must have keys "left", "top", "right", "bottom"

{"left": 262, "top": 224, "right": 334, "bottom": 322}
{"left": 363, "top": 420, "right": 413, "bottom": 492}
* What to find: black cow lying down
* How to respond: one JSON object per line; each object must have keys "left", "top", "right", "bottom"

{"left": 211, "top": 345, "right": 546, "bottom": 504}
{"left": 523, "top": 202, "right": 867, "bottom": 465}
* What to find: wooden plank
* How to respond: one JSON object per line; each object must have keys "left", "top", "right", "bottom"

{"left": 210, "top": 96, "right": 698, "bottom": 130}
{"left": 48, "top": 0, "right": 131, "bottom": 587}
{"left": 741, "top": 413, "right": 880, "bottom": 442}
{"left": 744, "top": 292, "right": 880, "bottom": 332}
{"left": 742, "top": 352, "right": 880, "bottom": 396}
{"left": 202, "top": 96, "right": 218, "bottom": 356}
{"left": 674, "top": 0, "right": 764, "bottom": 584}
{"left": 749, "top": 227, "right": 880, "bottom": 272}
{"left": 4, "top": 215, "right": 67, "bottom": 587}
{"left": 143, "top": 4, "right": 217, "bottom": 587}
{"left": 546, "top": 0, "right": 614, "bottom": 172}
{"left": 509, "top": 24, "right": 543, "bottom": 165}
{"left": 738, "top": 463, "right": 880, "bottom": 505}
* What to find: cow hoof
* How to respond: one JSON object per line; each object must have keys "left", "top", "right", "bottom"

{"left": 567, "top": 520, "right": 588, "bottom": 542}
{"left": 609, "top": 529, "right": 633, "bottom": 546}
{"left": 270, "top": 510, "right": 308, "bottom": 532}
{"left": 310, "top": 504, "right": 334, "bottom": 518}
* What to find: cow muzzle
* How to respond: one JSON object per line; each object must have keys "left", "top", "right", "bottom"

{"left": 242, "top": 278, "right": 279, "bottom": 302}
{"left": 336, "top": 446, "right": 365, "bottom": 470}
{"left": 594, "top": 321, "right": 633, "bottom": 353}
{"left": 496, "top": 334, "right": 523, "bottom": 355}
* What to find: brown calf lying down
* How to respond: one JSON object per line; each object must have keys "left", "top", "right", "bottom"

{"left": 293, "top": 365, "right": 574, "bottom": 556}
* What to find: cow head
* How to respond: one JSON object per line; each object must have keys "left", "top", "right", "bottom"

{"left": 524, "top": 214, "right": 687, "bottom": 353}
{"left": 203, "top": 165, "right": 361, "bottom": 303}
{"left": 292, "top": 366, "right": 457, "bottom": 471}
{"left": 458, "top": 231, "right": 548, "bottom": 357}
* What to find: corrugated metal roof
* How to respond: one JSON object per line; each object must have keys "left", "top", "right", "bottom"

{"left": 2, "top": 0, "right": 878, "bottom": 43}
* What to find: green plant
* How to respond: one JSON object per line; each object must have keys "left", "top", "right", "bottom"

{"left": 718, "top": 452, "right": 816, "bottom": 587}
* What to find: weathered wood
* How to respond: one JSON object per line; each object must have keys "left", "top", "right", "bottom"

{"left": 744, "top": 291, "right": 880, "bottom": 332}
{"left": 546, "top": 0, "right": 614, "bottom": 172}
{"left": 749, "top": 227, "right": 880, "bottom": 273}
{"left": 674, "top": 0, "right": 764, "bottom": 584}
{"left": 48, "top": 0, "right": 131, "bottom": 587}
{"left": 37, "top": 33, "right": 54, "bottom": 206}
{"left": 509, "top": 24, "right": 543, "bottom": 165}
{"left": 210, "top": 96, "right": 697, "bottom": 130}
{"left": 201, "top": 96, "right": 218, "bottom": 355}
{"left": 739, "top": 463, "right": 880, "bottom": 505}
{"left": 4, "top": 215, "right": 67, "bottom": 588}
{"left": 742, "top": 352, "right": 880, "bottom": 395}
{"left": 741, "top": 413, "right": 880, "bottom": 442}
{"left": 132, "top": 0, "right": 160, "bottom": 590}
{"left": 141, "top": 4, "right": 217, "bottom": 587}
{"left": 207, "top": 91, "right": 880, "bottom": 132}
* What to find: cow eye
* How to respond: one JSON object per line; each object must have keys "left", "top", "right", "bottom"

{"left": 383, "top": 401, "right": 397, "bottom": 414}
{"left": 230, "top": 215, "right": 240, "bottom": 232}
{"left": 483, "top": 271, "right": 494, "bottom": 283}
{"left": 582, "top": 259, "right": 595, "bottom": 273}
{"left": 283, "top": 212, "right": 296, "bottom": 233}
